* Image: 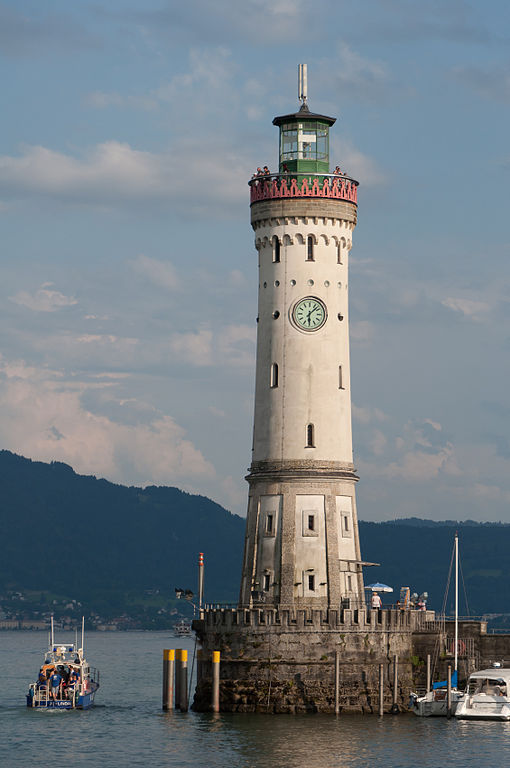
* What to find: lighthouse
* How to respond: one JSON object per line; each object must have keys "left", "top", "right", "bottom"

{"left": 192, "top": 67, "right": 418, "bottom": 714}
{"left": 192, "top": 69, "right": 489, "bottom": 714}
{"left": 240, "top": 65, "right": 365, "bottom": 612}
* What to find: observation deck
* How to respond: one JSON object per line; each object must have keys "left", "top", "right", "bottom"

{"left": 249, "top": 172, "right": 358, "bottom": 205}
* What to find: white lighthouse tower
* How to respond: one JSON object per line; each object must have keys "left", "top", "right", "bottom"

{"left": 240, "top": 66, "right": 365, "bottom": 611}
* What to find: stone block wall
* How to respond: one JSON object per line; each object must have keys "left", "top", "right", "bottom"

{"left": 193, "top": 607, "right": 428, "bottom": 713}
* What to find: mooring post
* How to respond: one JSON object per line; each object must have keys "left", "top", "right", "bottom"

{"left": 426, "top": 654, "right": 431, "bottom": 693}
{"left": 174, "top": 649, "right": 182, "bottom": 709}
{"left": 162, "top": 649, "right": 175, "bottom": 710}
{"left": 212, "top": 650, "right": 221, "bottom": 713}
{"left": 391, "top": 654, "right": 399, "bottom": 713}
{"left": 198, "top": 552, "right": 204, "bottom": 618}
{"left": 379, "top": 663, "right": 384, "bottom": 716}
{"left": 447, "top": 665, "right": 452, "bottom": 719}
{"left": 179, "top": 649, "right": 189, "bottom": 712}
{"left": 334, "top": 650, "right": 340, "bottom": 715}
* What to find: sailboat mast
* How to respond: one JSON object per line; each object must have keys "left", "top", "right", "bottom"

{"left": 51, "top": 614, "right": 54, "bottom": 648}
{"left": 454, "top": 532, "right": 458, "bottom": 673}
{"left": 81, "top": 616, "right": 85, "bottom": 655}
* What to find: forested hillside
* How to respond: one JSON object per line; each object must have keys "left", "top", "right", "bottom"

{"left": 1, "top": 450, "right": 509, "bottom": 628}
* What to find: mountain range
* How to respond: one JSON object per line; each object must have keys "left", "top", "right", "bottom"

{"left": 1, "top": 450, "right": 509, "bottom": 627}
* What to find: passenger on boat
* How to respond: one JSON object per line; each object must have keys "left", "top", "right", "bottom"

{"left": 68, "top": 667, "right": 80, "bottom": 694}
{"left": 49, "top": 669, "right": 62, "bottom": 700}
{"left": 37, "top": 669, "right": 47, "bottom": 690}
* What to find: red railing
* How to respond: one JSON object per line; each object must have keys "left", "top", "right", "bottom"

{"left": 249, "top": 172, "right": 358, "bottom": 205}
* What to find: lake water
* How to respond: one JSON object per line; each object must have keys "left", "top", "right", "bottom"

{"left": 1, "top": 630, "right": 510, "bottom": 768}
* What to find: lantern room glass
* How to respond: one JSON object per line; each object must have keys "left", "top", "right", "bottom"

{"left": 280, "top": 122, "right": 329, "bottom": 164}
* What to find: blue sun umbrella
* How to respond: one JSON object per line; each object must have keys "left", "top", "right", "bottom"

{"left": 365, "top": 582, "right": 393, "bottom": 593}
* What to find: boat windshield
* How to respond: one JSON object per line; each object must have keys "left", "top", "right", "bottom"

{"left": 468, "top": 678, "right": 508, "bottom": 695}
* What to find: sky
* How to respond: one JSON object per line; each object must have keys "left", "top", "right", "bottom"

{"left": 1, "top": 0, "right": 509, "bottom": 522}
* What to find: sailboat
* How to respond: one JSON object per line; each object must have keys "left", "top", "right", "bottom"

{"left": 409, "top": 532, "right": 463, "bottom": 717}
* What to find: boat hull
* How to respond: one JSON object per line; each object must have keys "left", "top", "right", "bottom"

{"left": 455, "top": 696, "right": 510, "bottom": 721}
{"left": 410, "top": 690, "right": 461, "bottom": 717}
{"left": 27, "top": 683, "right": 99, "bottom": 710}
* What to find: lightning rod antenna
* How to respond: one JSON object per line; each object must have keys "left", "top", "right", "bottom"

{"left": 298, "top": 63, "right": 308, "bottom": 107}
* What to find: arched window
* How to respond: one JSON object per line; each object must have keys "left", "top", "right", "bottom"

{"left": 306, "top": 236, "right": 314, "bottom": 261}
{"left": 272, "top": 236, "right": 280, "bottom": 263}
{"left": 306, "top": 423, "right": 315, "bottom": 447}
{"left": 270, "top": 363, "right": 279, "bottom": 388}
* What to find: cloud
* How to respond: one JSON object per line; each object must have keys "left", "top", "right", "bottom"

{"left": 169, "top": 330, "right": 213, "bottom": 366}
{"left": 331, "top": 43, "right": 391, "bottom": 102}
{"left": 441, "top": 297, "right": 491, "bottom": 319}
{"left": 352, "top": 404, "right": 388, "bottom": 425}
{"left": 218, "top": 325, "right": 256, "bottom": 369}
{"left": 132, "top": 0, "right": 310, "bottom": 46}
{"left": 10, "top": 283, "right": 78, "bottom": 312}
{"left": 350, "top": 321, "right": 374, "bottom": 343}
{"left": 0, "top": 5, "right": 94, "bottom": 56}
{"left": 0, "top": 140, "right": 250, "bottom": 214}
{"left": 452, "top": 63, "right": 510, "bottom": 103}
{"left": 132, "top": 255, "right": 179, "bottom": 290}
{"left": 84, "top": 91, "right": 158, "bottom": 111}
{"left": 0, "top": 356, "right": 215, "bottom": 488}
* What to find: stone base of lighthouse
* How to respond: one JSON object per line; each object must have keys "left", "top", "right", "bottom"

{"left": 192, "top": 608, "right": 420, "bottom": 713}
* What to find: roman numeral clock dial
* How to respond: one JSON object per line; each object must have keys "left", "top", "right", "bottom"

{"left": 292, "top": 297, "right": 327, "bottom": 332}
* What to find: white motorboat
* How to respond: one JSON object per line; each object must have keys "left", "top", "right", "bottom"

{"left": 27, "top": 617, "right": 99, "bottom": 710}
{"left": 410, "top": 533, "right": 462, "bottom": 717}
{"left": 455, "top": 666, "right": 510, "bottom": 721}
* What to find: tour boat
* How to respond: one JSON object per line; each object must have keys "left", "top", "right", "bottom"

{"left": 173, "top": 619, "right": 192, "bottom": 637}
{"left": 410, "top": 533, "right": 462, "bottom": 717}
{"left": 27, "top": 617, "right": 100, "bottom": 710}
{"left": 455, "top": 666, "right": 510, "bottom": 721}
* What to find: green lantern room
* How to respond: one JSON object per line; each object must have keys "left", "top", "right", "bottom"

{"left": 273, "top": 105, "right": 335, "bottom": 176}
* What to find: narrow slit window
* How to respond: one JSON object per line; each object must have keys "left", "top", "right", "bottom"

{"left": 266, "top": 513, "right": 273, "bottom": 534}
{"left": 343, "top": 514, "right": 350, "bottom": 532}
{"left": 306, "top": 236, "right": 314, "bottom": 261}
{"left": 337, "top": 242, "right": 343, "bottom": 264}
{"left": 272, "top": 236, "right": 280, "bottom": 263}
{"left": 263, "top": 573, "right": 271, "bottom": 591}
{"left": 347, "top": 575, "right": 353, "bottom": 591}
{"left": 270, "top": 363, "right": 279, "bottom": 388}
{"left": 339, "top": 365, "right": 344, "bottom": 389}
{"left": 308, "top": 574, "right": 315, "bottom": 591}
{"left": 306, "top": 423, "right": 315, "bottom": 447}
{"left": 308, "top": 514, "right": 315, "bottom": 531}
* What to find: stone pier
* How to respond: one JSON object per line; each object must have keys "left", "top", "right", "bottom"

{"left": 193, "top": 608, "right": 510, "bottom": 713}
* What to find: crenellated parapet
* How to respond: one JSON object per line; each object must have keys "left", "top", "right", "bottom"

{"left": 197, "top": 606, "right": 435, "bottom": 634}
{"left": 249, "top": 173, "right": 358, "bottom": 205}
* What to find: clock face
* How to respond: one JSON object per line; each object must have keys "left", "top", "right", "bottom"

{"left": 292, "top": 297, "right": 327, "bottom": 331}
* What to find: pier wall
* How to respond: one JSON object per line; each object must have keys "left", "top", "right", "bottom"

{"left": 193, "top": 608, "right": 429, "bottom": 713}
{"left": 193, "top": 609, "right": 510, "bottom": 713}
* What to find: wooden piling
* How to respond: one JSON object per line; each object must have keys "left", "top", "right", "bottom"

{"left": 379, "top": 663, "right": 384, "bottom": 716}
{"left": 180, "top": 649, "right": 188, "bottom": 712}
{"left": 212, "top": 650, "right": 220, "bottom": 713}
{"left": 447, "top": 665, "right": 452, "bottom": 719}
{"left": 162, "top": 649, "right": 175, "bottom": 710}
{"left": 334, "top": 650, "right": 340, "bottom": 715}
{"left": 174, "top": 649, "right": 182, "bottom": 709}
{"left": 391, "top": 654, "right": 399, "bottom": 713}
